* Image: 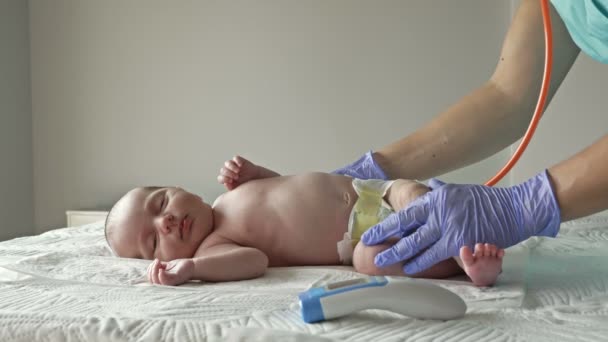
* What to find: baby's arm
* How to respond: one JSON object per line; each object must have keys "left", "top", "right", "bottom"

{"left": 147, "top": 243, "right": 268, "bottom": 285}
{"left": 192, "top": 243, "right": 269, "bottom": 282}
{"left": 218, "top": 155, "right": 280, "bottom": 190}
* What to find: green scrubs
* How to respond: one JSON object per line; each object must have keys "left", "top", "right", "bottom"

{"left": 551, "top": 0, "right": 608, "bottom": 63}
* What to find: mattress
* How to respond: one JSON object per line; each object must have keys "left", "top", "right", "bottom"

{"left": 0, "top": 215, "right": 607, "bottom": 342}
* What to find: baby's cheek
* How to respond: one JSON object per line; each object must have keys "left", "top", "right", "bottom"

{"left": 167, "top": 242, "right": 198, "bottom": 260}
{"left": 161, "top": 243, "right": 180, "bottom": 261}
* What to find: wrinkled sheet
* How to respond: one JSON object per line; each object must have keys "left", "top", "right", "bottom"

{"left": 0, "top": 215, "right": 607, "bottom": 341}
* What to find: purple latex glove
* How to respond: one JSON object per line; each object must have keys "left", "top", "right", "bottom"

{"left": 331, "top": 151, "right": 388, "bottom": 180}
{"left": 361, "top": 170, "right": 562, "bottom": 274}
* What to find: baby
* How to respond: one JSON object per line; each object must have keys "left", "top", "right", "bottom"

{"left": 105, "top": 156, "right": 504, "bottom": 286}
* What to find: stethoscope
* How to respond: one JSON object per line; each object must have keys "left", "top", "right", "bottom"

{"left": 485, "top": 0, "right": 553, "bottom": 186}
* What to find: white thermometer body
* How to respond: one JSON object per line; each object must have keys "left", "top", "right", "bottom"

{"left": 298, "top": 276, "right": 466, "bottom": 323}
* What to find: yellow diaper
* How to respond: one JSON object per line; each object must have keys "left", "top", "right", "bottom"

{"left": 337, "top": 178, "right": 395, "bottom": 264}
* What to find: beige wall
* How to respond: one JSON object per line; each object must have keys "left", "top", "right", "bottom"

{"left": 0, "top": 0, "right": 33, "bottom": 240}
{"left": 29, "top": 0, "right": 514, "bottom": 232}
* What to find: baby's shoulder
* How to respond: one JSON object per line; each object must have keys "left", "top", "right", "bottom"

{"left": 200, "top": 223, "right": 247, "bottom": 247}
{"left": 200, "top": 230, "right": 228, "bottom": 247}
{"left": 194, "top": 231, "right": 235, "bottom": 256}
{"left": 212, "top": 191, "right": 227, "bottom": 207}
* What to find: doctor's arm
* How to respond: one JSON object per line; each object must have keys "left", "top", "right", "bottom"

{"left": 373, "top": 0, "right": 580, "bottom": 181}
{"left": 550, "top": 134, "right": 608, "bottom": 221}
{"left": 350, "top": 0, "right": 589, "bottom": 274}
{"left": 363, "top": 134, "right": 608, "bottom": 275}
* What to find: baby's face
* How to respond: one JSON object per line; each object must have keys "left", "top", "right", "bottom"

{"left": 108, "top": 187, "right": 213, "bottom": 261}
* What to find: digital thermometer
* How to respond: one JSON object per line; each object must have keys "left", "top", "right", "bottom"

{"left": 298, "top": 276, "right": 466, "bottom": 323}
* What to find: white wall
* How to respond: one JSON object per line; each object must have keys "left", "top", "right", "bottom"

{"left": 0, "top": 0, "right": 34, "bottom": 240}
{"left": 29, "top": 0, "right": 513, "bottom": 232}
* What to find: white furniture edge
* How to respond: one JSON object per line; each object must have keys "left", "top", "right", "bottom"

{"left": 66, "top": 210, "right": 109, "bottom": 227}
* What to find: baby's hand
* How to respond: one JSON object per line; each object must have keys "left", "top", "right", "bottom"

{"left": 217, "top": 155, "right": 259, "bottom": 190}
{"left": 147, "top": 258, "right": 194, "bottom": 286}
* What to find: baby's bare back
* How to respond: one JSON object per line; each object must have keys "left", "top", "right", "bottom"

{"left": 210, "top": 173, "right": 357, "bottom": 266}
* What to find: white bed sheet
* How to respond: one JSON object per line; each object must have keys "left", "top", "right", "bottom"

{"left": 0, "top": 216, "right": 607, "bottom": 341}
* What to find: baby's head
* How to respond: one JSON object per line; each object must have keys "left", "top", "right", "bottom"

{"left": 105, "top": 186, "right": 214, "bottom": 261}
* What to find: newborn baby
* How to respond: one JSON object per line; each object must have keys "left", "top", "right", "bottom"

{"left": 105, "top": 156, "right": 504, "bottom": 286}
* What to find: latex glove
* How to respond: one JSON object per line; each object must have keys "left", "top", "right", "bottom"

{"left": 147, "top": 258, "right": 194, "bottom": 286}
{"left": 361, "top": 170, "right": 561, "bottom": 274}
{"left": 332, "top": 151, "right": 388, "bottom": 180}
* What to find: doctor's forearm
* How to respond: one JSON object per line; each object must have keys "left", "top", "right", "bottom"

{"left": 376, "top": 82, "right": 529, "bottom": 180}
{"left": 375, "top": 0, "right": 579, "bottom": 181}
{"left": 548, "top": 134, "right": 608, "bottom": 221}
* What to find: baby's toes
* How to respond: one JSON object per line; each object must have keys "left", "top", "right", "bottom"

{"left": 486, "top": 243, "right": 498, "bottom": 257}
{"left": 474, "top": 243, "right": 485, "bottom": 257}
{"left": 497, "top": 249, "right": 505, "bottom": 259}
{"left": 460, "top": 246, "right": 475, "bottom": 266}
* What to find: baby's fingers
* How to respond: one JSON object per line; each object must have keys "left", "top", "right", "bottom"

{"left": 217, "top": 174, "right": 235, "bottom": 184}
{"left": 148, "top": 259, "right": 161, "bottom": 284}
{"left": 217, "top": 175, "right": 238, "bottom": 191}
{"left": 158, "top": 269, "right": 176, "bottom": 286}
{"left": 219, "top": 167, "right": 238, "bottom": 181}
{"left": 233, "top": 155, "right": 250, "bottom": 168}
{"left": 224, "top": 159, "right": 240, "bottom": 174}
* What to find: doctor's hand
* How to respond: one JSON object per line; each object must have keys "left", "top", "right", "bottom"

{"left": 361, "top": 170, "right": 561, "bottom": 274}
{"left": 147, "top": 258, "right": 194, "bottom": 286}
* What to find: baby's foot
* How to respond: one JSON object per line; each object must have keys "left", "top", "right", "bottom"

{"left": 459, "top": 243, "right": 504, "bottom": 287}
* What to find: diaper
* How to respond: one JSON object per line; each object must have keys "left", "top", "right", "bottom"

{"left": 337, "top": 179, "right": 395, "bottom": 264}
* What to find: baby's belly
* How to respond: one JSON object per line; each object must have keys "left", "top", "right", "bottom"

{"left": 230, "top": 173, "right": 358, "bottom": 266}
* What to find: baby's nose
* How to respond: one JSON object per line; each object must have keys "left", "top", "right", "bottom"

{"left": 159, "top": 214, "right": 177, "bottom": 234}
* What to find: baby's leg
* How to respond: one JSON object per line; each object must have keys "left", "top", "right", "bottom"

{"left": 352, "top": 240, "right": 464, "bottom": 279}
{"left": 352, "top": 241, "right": 505, "bottom": 286}
{"left": 384, "top": 179, "right": 430, "bottom": 212}
{"left": 353, "top": 180, "right": 463, "bottom": 278}
{"left": 356, "top": 179, "right": 504, "bottom": 285}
